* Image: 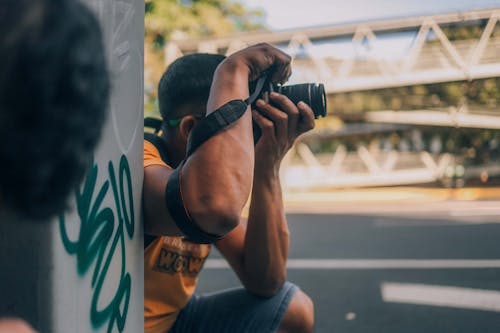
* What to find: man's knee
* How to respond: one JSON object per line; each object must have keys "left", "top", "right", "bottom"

{"left": 278, "top": 288, "right": 314, "bottom": 333}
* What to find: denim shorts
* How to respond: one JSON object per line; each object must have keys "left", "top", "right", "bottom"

{"left": 169, "top": 281, "right": 298, "bottom": 333}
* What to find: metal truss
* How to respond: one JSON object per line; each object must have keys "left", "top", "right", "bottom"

{"left": 366, "top": 105, "right": 500, "bottom": 129}
{"left": 281, "top": 141, "right": 500, "bottom": 190}
{"left": 165, "top": 9, "right": 500, "bottom": 93}
{"left": 280, "top": 105, "right": 500, "bottom": 189}
{"left": 281, "top": 143, "right": 454, "bottom": 190}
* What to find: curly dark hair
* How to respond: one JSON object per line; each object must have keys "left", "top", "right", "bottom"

{"left": 0, "top": 0, "right": 110, "bottom": 220}
{"left": 158, "top": 53, "right": 226, "bottom": 123}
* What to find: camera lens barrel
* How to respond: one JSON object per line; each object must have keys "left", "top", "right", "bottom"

{"left": 250, "top": 77, "right": 327, "bottom": 144}
{"left": 274, "top": 83, "right": 327, "bottom": 118}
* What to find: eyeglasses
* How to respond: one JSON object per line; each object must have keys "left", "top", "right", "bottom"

{"left": 166, "top": 118, "right": 183, "bottom": 127}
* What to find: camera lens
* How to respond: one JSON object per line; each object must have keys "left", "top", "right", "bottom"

{"left": 274, "top": 83, "right": 327, "bottom": 118}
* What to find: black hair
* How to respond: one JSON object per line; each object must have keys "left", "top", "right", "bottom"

{"left": 0, "top": 0, "right": 110, "bottom": 220}
{"left": 158, "top": 53, "right": 226, "bottom": 123}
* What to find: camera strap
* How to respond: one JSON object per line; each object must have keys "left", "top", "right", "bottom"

{"left": 186, "top": 99, "right": 248, "bottom": 156}
{"left": 244, "top": 74, "right": 268, "bottom": 105}
{"left": 185, "top": 74, "right": 268, "bottom": 157}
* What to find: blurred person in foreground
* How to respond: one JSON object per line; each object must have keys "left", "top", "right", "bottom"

{"left": 0, "top": 0, "right": 109, "bottom": 331}
{"left": 0, "top": 319, "right": 38, "bottom": 333}
{"left": 143, "top": 45, "right": 315, "bottom": 333}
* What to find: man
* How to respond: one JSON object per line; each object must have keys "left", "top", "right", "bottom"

{"left": 0, "top": 0, "right": 109, "bottom": 331}
{"left": 143, "top": 46, "right": 315, "bottom": 333}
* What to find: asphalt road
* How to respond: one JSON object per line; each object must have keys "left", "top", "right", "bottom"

{"left": 196, "top": 200, "right": 500, "bottom": 333}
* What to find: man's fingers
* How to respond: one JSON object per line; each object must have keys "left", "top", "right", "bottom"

{"left": 297, "top": 101, "right": 315, "bottom": 134}
{"left": 255, "top": 99, "right": 288, "bottom": 139}
{"left": 270, "top": 52, "right": 292, "bottom": 84}
{"left": 252, "top": 110, "right": 275, "bottom": 139}
{"left": 258, "top": 43, "right": 291, "bottom": 84}
{"left": 269, "top": 92, "right": 299, "bottom": 138}
{"left": 232, "top": 43, "right": 291, "bottom": 83}
{"left": 269, "top": 92, "right": 298, "bottom": 116}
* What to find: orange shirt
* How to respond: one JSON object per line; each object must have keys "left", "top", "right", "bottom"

{"left": 144, "top": 139, "right": 211, "bottom": 333}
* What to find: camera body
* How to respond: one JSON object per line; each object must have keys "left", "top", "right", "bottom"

{"left": 250, "top": 74, "right": 327, "bottom": 142}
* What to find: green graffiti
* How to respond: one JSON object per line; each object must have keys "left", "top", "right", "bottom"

{"left": 59, "top": 155, "right": 135, "bottom": 333}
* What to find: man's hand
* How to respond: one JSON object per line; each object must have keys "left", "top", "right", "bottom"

{"left": 222, "top": 43, "right": 292, "bottom": 84}
{"left": 208, "top": 43, "right": 292, "bottom": 113}
{"left": 252, "top": 92, "right": 315, "bottom": 171}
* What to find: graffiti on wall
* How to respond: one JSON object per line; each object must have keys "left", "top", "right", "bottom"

{"left": 59, "top": 155, "right": 135, "bottom": 332}
{"left": 56, "top": 0, "right": 143, "bottom": 331}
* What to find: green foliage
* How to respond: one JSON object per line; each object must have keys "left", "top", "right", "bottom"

{"left": 330, "top": 78, "right": 500, "bottom": 115}
{"left": 145, "top": 0, "right": 264, "bottom": 45}
{"left": 145, "top": 0, "right": 265, "bottom": 117}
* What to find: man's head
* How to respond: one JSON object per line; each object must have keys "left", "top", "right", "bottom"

{"left": 158, "top": 53, "right": 226, "bottom": 140}
{"left": 0, "top": 0, "right": 109, "bottom": 220}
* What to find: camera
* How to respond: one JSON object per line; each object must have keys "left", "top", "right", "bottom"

{"left": 268, "top": 83, "right": 327, "bottom": 118}
{"left": 249, "top": 73, "right": 327, "bottom": 142}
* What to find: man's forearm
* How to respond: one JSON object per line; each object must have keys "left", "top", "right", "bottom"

{"left": 242, "top": 166, "right": 289, "bottom": 295}
{"left": 181, "top": 63, "right": 255, "bottom": 236}
{"left": 207, "top": 58, "right": 250, "bottom": 112}
{"left": 182, "top": 113, "right": 254, "bottom": 234}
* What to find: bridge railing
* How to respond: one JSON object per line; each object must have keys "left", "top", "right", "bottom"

{"left": 165, "top": 8, "right": 500, "bottom": 93}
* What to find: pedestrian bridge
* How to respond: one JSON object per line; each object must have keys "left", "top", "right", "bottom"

{"left": 166, "top": 8, "right": 500, "bottom": 93}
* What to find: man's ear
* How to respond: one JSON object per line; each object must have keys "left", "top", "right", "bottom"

{"left": 178, "top": 115, "right": 197, "bottom": 141}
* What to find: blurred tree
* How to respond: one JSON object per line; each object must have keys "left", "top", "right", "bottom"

{"left": 146, "top": 0, "right": 264, "bottom": 46}
{"left": 331, "top": 78, "right": 500, "bottom": 116}
{"left": 144, "top": 0, "right": 265, "bottom": 116}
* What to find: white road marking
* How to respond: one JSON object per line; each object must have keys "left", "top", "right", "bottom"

{"left": 381, "top": 282, "right": 500, "bottom": 312}
{"left": 373, "top": 216, "right": 500, "bottom": 227}
{"left": 285, "top": 201, "right": 500, "bottom": 216}
{"left": 204, "top": 259, "right": 500, "bottom": 270}
{"left": 345, "top": 312, "right": 356, "bottom": 321}
{"left": 449, "top": 211, "right": 500, "bottom": 217}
